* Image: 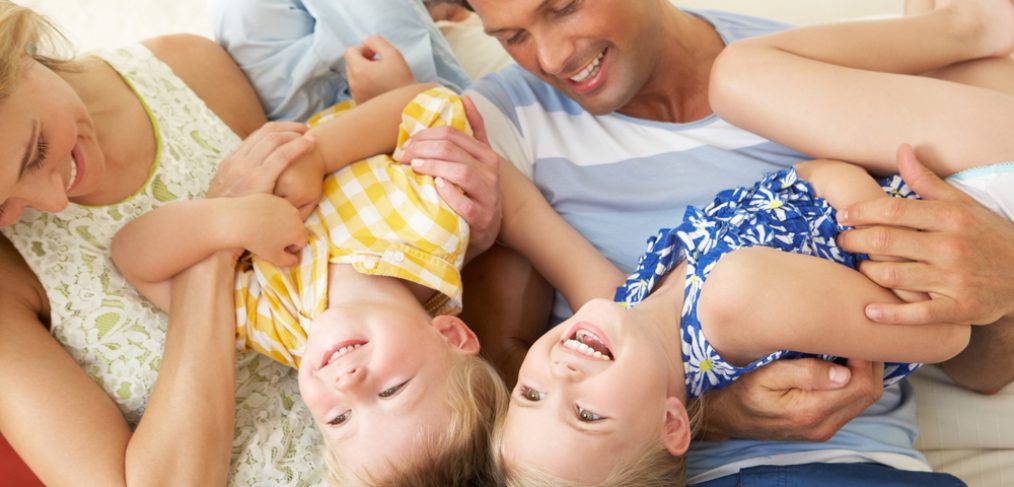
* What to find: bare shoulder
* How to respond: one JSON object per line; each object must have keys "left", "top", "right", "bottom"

{"left": 0, "top": 235, "right": 48, "bottom": 325}
{"left": 143, "top": 34, "right": 267, "bottom": 138}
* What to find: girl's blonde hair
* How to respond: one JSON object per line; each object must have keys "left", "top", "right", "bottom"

{"left": 0, "top": 1, "right": 75, "bottom": 99}
{"left": 494, "top": 397, "right": 705, "bottom": 487}
{"left": 323, "top": 352, "right": 509, "bottom": 487}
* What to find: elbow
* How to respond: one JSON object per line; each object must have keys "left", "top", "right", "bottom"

{"left": 929, "top": 324, "right": 972, "bottom": 364}
{"left": 708, "top": 42, "right": 761, "bottom": 124}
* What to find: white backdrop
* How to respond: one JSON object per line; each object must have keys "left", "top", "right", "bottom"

{"left": 21, "top": 0, "right": 903, "bottom": 53}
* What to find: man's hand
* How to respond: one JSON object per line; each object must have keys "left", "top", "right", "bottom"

{"left": 701, "top": 359, "right": 883, "bottom": 442}
{"left": 230, "top": 194, "right": 308, "bottom": 268}
{"left": 208, "top": 122, "right": 316, "bottom": 199}
{"left": 345, "top": 36, "right": 417, "bottom": 105}
{"left": 397, "top": 96, "right": 502, "bottom": 260}
{"left": 837, "top": 144, "right": 1014, "bottom": 326}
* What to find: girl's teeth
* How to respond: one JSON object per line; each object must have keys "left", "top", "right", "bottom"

{"left": 325, "top": 343, "right": 363, "bottom": 366}
{"left": 563, "top": 338, "right": 611, "bottom": 361}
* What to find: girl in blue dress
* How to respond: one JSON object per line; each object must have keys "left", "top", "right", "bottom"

{"left": 492, "top": 0, "right": 1014, "bottom": 483}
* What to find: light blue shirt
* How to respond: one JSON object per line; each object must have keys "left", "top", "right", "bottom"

{"left": 467, "top": 8, "right": 930, "bottom": 483}
{"left": 208, "top": 0, "right": 471, "bottom": 121}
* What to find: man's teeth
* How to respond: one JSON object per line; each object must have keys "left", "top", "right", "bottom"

{"left": 563, "top": 338, "right": 612, "bottom": 361}
{"left": 570, "top": 51, "right": 604, "bottom": 83}
{"left": 66, "top": 156, "right": 78, "bottom": 191}
{"left": 325, "top": 344, "right": 363, "bottom": 366}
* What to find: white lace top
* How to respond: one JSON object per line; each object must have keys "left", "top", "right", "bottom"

{"left": 1, "top": 44, "right": 323, "bottom": 485}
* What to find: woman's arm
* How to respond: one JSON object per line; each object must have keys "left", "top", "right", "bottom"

{"left": 112, "top": 195, "right": 307, "bottom": 310}
{"left": 499, "top": 161, "right": 624, "bottom": 310}
{"left": 0, "top": 237, "right": 239, "bottom": 486}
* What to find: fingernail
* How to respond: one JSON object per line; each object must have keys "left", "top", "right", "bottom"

{"left": 866, "top": 306, "right": 882, "bottom": 321}
{"left": 411, "top": 159, "right": 424, "bottom": 167}
{"left": 829, "top": 366, "right": 850, "bottom": 385}
{"left": 837, "top": 209, "right": 848, "bottom": 223}
{"left": 435, "top": 177, "right": 446, "bottom": 187}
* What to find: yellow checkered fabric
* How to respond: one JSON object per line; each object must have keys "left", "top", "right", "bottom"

{"left": 234, "top": 87, "right": 471, "bottom": 368}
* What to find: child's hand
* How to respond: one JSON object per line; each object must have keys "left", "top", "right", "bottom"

{"left": 345, "top": 35, "right": 417, "bottom": 105}
{"left": 232, "top": 194, "right": 308, "bottom": 267}
{"left": 274, "top": 144, "right": 327, "bottom": 220}
{"left": 208, "top": 122, "right": 315, "bottom": 198}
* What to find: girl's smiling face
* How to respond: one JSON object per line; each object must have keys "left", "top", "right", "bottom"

{"left": 500, "top": 298, "right": 690, "bottom": 482}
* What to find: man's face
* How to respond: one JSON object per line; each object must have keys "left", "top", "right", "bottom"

{"left": 471, "top": 0, "right": 665, "bottom": 115}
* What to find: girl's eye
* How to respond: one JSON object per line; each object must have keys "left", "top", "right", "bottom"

{"left": 576, "top": 405, "right": 605, "bottom": 423}
{"left": 519, "top": 385, "right": 543, "bottom": 402}
{"left": 327, "top": 411, "right": 350, "bottom": 427}
{"left": 379, "top": 381, "right": 408, "bottom": 398}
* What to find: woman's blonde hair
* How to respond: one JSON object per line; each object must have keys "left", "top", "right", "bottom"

{"left": 0, "top": 1, "right": 75, "bottom": 99}
{"left": 495, "top": 397, "right": 705, "bottom": 487}
{"left": 323, "top": 352, "right": 509, "bottom": 487}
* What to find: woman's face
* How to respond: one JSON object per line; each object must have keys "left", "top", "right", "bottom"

{"left": 0, "top": 58, "right": 102, "bottom": 226}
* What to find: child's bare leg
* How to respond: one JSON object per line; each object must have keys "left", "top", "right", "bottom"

{"left": 711, "top": 0, "right": 1014, "bottom": 176}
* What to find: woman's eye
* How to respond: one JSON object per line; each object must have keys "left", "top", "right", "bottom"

{"left": 576, "top": 405, "right": 604, "bottom": 423}
{"left": 519, "top": 385, "right": 543, "bottom": 402}
{"left": 379, "top": 381, "right": 408, "bottom": 398}
{"left": 327, "top": 411, "right": 350, "bottom": 426}
{"left": 28, "top": 134, "right": 48, "bottom": 172}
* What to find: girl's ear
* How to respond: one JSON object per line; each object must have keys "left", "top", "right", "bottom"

{"left": 662, "top": 396, "right": 691, "bottom": 456}
{"left": 432, "top": 315, "right": 481, "bottom": 355}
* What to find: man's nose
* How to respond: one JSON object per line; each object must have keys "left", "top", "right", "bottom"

{"left": 535, "top": 31, "right": 575, "bottom": 78}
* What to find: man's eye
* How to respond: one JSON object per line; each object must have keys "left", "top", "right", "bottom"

{"left": 519, "top": 385, "right": 543, "bottom": 402}
{"left": 379, "top": 381, "right": 408, "bottom": 398}
{"left": 576, "top": 405, "right": 604, "bottom": 423}
{"left": 506, "top": 31, "right": 528, "bottom": 46}
{"left": 327, "top": 411, "right": 350, "bottom": 426}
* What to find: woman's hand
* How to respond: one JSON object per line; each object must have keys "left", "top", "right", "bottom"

{"left": 345, "top": 36, "right": 417, "bottom": 105}
{"left": 837, "top": 145, "right": 1014, "bottom": 326}
{"left": 397, "top": 96, "right": 502, "bottom": 260}
{"left": 207, "top": 122, "right": 316, "bottom": 199}
{"left": 273, "top": 148, "right": 328, "bottom": 220}
{"left": 229, "top": 194, "right": 308, "bottom": 267}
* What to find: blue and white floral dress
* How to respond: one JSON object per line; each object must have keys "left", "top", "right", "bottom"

{"left": 614, "top": 168, "right": 921, "bottom": 398}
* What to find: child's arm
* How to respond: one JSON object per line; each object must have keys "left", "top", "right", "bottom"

{"left": 709, "top": 5, "right": 1014, "bottom": 177}
{"left": 111, "top": 194, "right": 307, "bottom": 310}
{"left": 499, "top": 162, "right": 625, "bottom": 310}
{"left": 700, "top": 160, "right": 965, "bottom": 367}
{"left": 273, "top": 83, "right": 437, "bottom": 217}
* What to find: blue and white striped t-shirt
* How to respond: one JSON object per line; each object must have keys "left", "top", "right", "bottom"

{"left": 466, "top": 8, "right": 932, "bottom": 484}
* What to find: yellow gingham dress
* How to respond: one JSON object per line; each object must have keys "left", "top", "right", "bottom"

{"left": 234, "top": 88, "right": 471, "bottom": 368}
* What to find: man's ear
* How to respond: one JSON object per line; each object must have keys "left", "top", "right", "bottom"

{"left": 662, "top": 396, "right": 691, "bottom": 456}
{"left": 432, "top": 315, "right": 481, "bottom": 355}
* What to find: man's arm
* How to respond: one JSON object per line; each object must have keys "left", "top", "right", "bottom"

{"left": 837, "top": 146, "right": 1014, "bottom": 391}
{"left": 209, "top": 0, "right": 469, "bottom": 122}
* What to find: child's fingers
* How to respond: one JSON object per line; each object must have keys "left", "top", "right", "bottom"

{"left": 462, "top": 96, "right": 490, "bottom": 146}
{"left": 361, "top": 35, "right": 403, "bottom": 62}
